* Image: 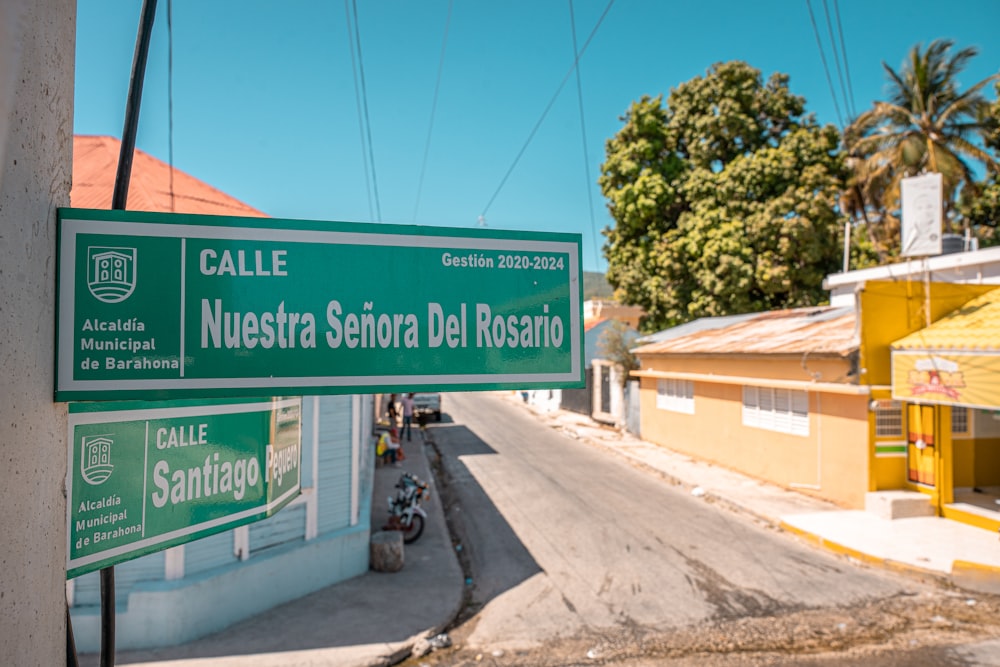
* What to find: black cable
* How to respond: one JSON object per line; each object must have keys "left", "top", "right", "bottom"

{"left": 413, "top": 0, "right": 453, "bottom": 222}
{"left": 821, "top": 0, "right": 852, "bottom": 122}
{"left": 167, "top": 0, "right": 175, "bottom": 211}
{"left": 832, "top": 0, "right": 858, "bottom": 119}
{"left": 351, "top": 0, "right": 381, "bottom": 221}
{"left": 805, "top": 0, "right": 844, "bottom": 128}
{"left": 344, "top": 0, "right": 375, "bottom": 221}
{"left": 569, "top": 0, "right": 601, "bottom": 269}
{"left": 480, "top": 0, "right": 615, "bottom": 220}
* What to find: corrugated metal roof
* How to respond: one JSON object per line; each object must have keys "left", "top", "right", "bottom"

{"left": 72, "top": 135, "right": 267, "bottom": 217}
{"left": 892, "top": 287, "right": 1000, "bottom": 352}
{"left": 633, "top": 306, "right": 857, "bottom": 356}
{"left": 635, "top": 311, "right": 761, "bottom": 345}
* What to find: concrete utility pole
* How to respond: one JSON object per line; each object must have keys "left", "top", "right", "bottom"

{"left": 0, "top": 0, "right": 76, "bottom": 664}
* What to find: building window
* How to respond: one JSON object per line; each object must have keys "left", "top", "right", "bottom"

{"left": 656, "top": 378, "right": 694, "bottom": 414}
{"left": 874, "top": 400, "right": 904, "bottom": 437}
{"left": 742, "top": 385, "right": 809, "bottom": 436}
{"left": 952, "top": 406, "right": 970, "bottom": 435}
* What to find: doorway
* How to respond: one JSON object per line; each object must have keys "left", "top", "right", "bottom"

{"left": 907, "top": 404, "right": 936, "bottom": 487}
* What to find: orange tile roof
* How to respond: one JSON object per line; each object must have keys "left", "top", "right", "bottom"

{"left": 71, "top": 135, "right": 267, "bottom": 217}
{"left": 633, "top": 306, "right": 857, "bottom": 357}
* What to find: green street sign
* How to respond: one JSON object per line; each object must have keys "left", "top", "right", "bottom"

{"left": 66, "top": 398, "right": 301, "bottom": 579}
{"left": 56, "top": 209, "right": 584, "bottom": 401}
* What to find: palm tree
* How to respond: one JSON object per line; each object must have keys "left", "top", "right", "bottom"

{"left": 845, "top": 39, "right": 999, "bottom": 250}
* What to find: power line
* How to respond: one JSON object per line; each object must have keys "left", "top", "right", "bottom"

{"left": 568, "top": 0, "right": 601, "bottom": 270}
{"left": 479, "top": 0, "right": 615, "bottom": 221}
{"left": 413, "top": 0, "right": 453, "bottom": 223}
{"left": 167, "top": 0, "right": 174, "bottom": 212}
{"left": 821, "top": 0, "right": 852, "bottom": 121}
{"left": 832, "top": 0, "right": 857, "bottom": 119}
{"left": 805, "top": 0, "right": 844, "bottom": 128}
{"left": 345, "top": 0, "right": 380, "bottom": 221}
{"left": 351, "top": 0, "right": 381, "bottom": 221}
{"left": 344, "top": 0, "right": 373, "bottom": 221}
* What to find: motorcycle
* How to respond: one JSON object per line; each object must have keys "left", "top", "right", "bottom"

{"left": 383, "top": 472, "right": 431, "bottom": 544}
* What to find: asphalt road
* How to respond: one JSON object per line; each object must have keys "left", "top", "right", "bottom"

{"left": 430, "top": 391, "right": 920, "bottom": 654}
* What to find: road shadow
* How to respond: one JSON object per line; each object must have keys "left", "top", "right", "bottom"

{"left": 423, "top": 422, "right": 543, "bottom": 615}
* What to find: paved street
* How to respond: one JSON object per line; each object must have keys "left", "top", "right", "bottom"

{"left": 430, "top": 392, "right": 924, "bottom": 655}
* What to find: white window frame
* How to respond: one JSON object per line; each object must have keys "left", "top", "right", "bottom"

{"left": 656, "top": 378, "right": 694, "bottom": 414}
{"left": 952, "top": 406, "right": 970, "bottom": 436}
{"left": 742, "top": 385, "right": 809, "bottom": 436}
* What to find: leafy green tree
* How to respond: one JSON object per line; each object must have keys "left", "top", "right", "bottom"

{"left": 845, "top": 40, "right": 999, "bottom": 256}
{"left": 599, "top": 62, "right": 846, "bottom": 330}
{"left": 956, "top": 81, "right": 1000, "bottom": 248}
{"left": 597, "top": 320, "right": 639, "bottom": 388}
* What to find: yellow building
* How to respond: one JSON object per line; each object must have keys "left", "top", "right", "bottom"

{"left": 864, "top": 281, "right": 1000, "bottom": 532}
{"left": 633, "top": 278, "right": 1000, "bottom": 532}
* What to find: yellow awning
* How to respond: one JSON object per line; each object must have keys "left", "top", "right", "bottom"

{"left": 891, "top": 287, "right": 1000, "bottom": 352}
{"left": 890, "top": 287, "right": 1000, "bottom": 410}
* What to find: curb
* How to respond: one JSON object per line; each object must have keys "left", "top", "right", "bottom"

{"left": 380, "top": 427, "right": 465, "bottom": 667}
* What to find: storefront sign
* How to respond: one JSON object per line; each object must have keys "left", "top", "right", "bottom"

{"left": 56, "top": 209, "right": 583, "bottom": 401}
{"left": 66, "top": 398, "right": 301, "bottom": 578}
{"left": 891, "top": 351, "right": 1000, "bottom": 410}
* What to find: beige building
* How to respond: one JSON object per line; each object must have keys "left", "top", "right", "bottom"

{"left": 633, "top": 306, "right": 870, "bottom": 508}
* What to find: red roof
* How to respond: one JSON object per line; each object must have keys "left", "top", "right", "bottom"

{"left": 71, "top": 136, "right": 267, "bottom": 217}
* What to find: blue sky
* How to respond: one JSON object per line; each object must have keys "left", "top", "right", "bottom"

{"left": 74, "top": 0, "right": 1000, "bottom": 273}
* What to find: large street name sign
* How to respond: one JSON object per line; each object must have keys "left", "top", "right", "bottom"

{"left": 56, "top": 209, "right": 583, "bottom": 401}
{"left": 67, "top": 398, "right": 301, "bottom": 579}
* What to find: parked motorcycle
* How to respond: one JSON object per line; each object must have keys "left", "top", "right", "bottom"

{"left": 383, "top": 472, "right": 431, "bottom": 544}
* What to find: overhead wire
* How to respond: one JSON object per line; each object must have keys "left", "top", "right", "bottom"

{"left": 412, "top": 0, "right": 453, "bottom": 223}
{"left": 832, "top": 0, "right": 857, "bottom": 119}
{"left": 344, "top": 0, "right": 378, "bottom": 221}
{"left": 479, "top": 0, "right": 615, "bottom": 223}
{"left": 568, "top": 0, "right": 601, "bottom": 270}
{"left": 167, "top": 0, "right": 175, "bottom": 211}
{"left": 805, "top": 0, "right": 844, "bottom": 128}
{"left": 821, "top": 0, "right": 853, "bottom": 121}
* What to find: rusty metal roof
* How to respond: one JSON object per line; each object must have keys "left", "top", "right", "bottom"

{"left": 633, "top": 306, "right": 857, "bottom": 357}
{"left": 72, "top": 135, "right": 267, "bottom": 217}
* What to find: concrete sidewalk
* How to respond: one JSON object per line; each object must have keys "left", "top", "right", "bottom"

{"left": 517, "top": 397, "right": 1000, "bottom": 596}
{"left": 88, "top": 428, "right": 463, "bottom": 667}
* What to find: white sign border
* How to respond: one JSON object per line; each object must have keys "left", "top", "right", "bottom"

{"left": 57, "top": 215, "right": 583, "bottom": 397}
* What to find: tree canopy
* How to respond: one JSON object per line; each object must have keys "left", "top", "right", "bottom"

{"left": 845, "top": 39, "right": 1000, "bottom": 259}
{"left": 599, "top": 62, "right": 846, "bottom": 331}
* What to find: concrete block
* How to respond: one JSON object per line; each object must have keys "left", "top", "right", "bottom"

{"left": 865, "top": 491, "right": 935, "bottom": 520}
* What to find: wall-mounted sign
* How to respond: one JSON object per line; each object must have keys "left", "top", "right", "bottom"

{"left": 892, "top": 351, "right": 1000, "bottom": 411}
{"left": 900, "top": 173, "right": 943, "bottom": 258}
{"left": 67, "top": 398, "right": 301, "bottom": 579}
{"left": 56, "top": 209, "right": 583, "bottom": 401}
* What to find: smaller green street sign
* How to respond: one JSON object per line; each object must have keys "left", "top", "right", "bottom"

{"left": 55, "top": 208, "right": 584, "bottom": 401}
{"left": 66, "top": 398, "right": 301, "bottom": 579}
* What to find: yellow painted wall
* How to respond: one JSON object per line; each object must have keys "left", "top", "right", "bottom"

{"left": 858, "top": 281, "right": 995, "bottom": 387}
{"left": 638, "top": 376, "right": 870, "bottom": 508}
{"left": 976, "top": 438, "right": 1000, "bottom": 486}
{"left": 869, "top": 387, "right": 908, "bottom": 490}
{"left": 953, "top": 438, "right": 976, "bottom": 488}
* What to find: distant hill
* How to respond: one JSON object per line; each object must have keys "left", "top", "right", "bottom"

{"left": 583, "top": 271, "right": 614, "bottom": 300}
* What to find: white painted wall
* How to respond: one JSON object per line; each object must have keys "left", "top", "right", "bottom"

{"left": 0, "top": 0, "right": 75, "bottom": 663}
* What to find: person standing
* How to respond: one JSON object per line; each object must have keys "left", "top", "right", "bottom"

{"left": 386, "top": 393, "right": 399, "bottom": 428}
{"left": 401, "top": 393, "right": 415, "bottom": 441}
